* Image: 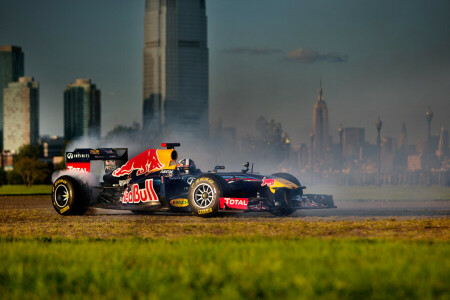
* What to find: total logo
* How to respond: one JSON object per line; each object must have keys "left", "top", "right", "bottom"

{"left": 122, "top": 179, "right": 159, "bottom": 204}
{"left": 67, "top": 162, "right": 90, "bottom": 172}
{"left": 219, "top": 197, "right": 249, "bottom": 210}
{"left": 67, "top": 166, "right": 88, "bottom": 172}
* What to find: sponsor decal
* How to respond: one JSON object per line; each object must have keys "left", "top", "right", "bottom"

{"left": 119, "top": 179, "right": 130, "bottom": 186}
{"left": 67, "top": 162, "right": 90, "bottom": 172}
{"left": 90, "top": 149, "right": 100, "bottom": 154}
{"left": 261, "top": 177, "right": 275, "bottom": 187}
{"left": 113, "top": 149, "right": 164, "bottom": 177}
{"left": 66, "top": 152, "right": 89, "bottom": 160}
{"left": 219, "top": 197, "right": 249, "bottom": 210}
{"left": 170, "top": 199, "right": 189, "bottom": 207}
{"left": 187, "top": 177, "right": 195, "bottom": 185}
{"left": 60, "top": 206, "right": 70, "bottom": 213}
{"left": 198, "top": 208, "right": 212, "bottom": 214}
{"left": 122, "top": 179, "right": 159, "bottom": 204}
{"left": 160, "top": 169, "right": 174, "bottom": 177}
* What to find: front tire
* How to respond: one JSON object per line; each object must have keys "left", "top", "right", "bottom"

{"left": 52, "top": 176, "right": 89, "bottom": 215}
{"left": 188, "top": 174, "right": 224, "bottom": 217}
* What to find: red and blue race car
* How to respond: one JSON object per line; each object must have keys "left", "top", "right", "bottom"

{"left": 52, "top": 143, "right": 334, "bottom": 217}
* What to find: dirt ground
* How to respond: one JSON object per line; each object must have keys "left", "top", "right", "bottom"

{"left": 0, "top": 195, "right": 448, "bottom": 240}
{"left": 1, "top": 195, "right": 448, "bottom": 217}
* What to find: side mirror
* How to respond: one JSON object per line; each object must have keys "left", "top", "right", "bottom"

{"left": 242, "top": 162, "right": 250, "bottom": 173}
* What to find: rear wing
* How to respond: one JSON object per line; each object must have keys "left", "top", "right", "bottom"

{"left": 66, "top": 148, "right": 128, "bottom": 172}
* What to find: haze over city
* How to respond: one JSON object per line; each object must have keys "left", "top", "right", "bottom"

{"left": 0, "top": 0, "right": 449, "bottom": 144}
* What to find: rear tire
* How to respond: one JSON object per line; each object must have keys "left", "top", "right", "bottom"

{"left": 188, "top": 174, "right": 224, "bottom": 218}
{"left": 52, "top": 176, "right": 89, "bottom": 215}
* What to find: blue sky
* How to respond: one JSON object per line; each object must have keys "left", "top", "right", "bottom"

{"left": 0, "top": 0, "right": 449, "bottom": 144}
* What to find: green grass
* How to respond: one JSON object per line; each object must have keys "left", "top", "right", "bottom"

{"left": 307, "top": 184, "right": 450, "bottom": 201}
{"left": 0, "top": 185, "right": 51, "bottom": 195}
{"left": 0, "top": 237, "right": 448, "bottom": 300}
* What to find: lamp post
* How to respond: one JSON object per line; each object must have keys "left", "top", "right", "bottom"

{"left": 310, "top": 132, "right": 315, "bottom": 184}
{"left": 425, "top": 106, "right": 433, "bottom": 184}
{"left": 376, "top": 117, "right": 382, "bottom": 186}
{"left": 338, "top": 124, "right": 344, "bottom": 177}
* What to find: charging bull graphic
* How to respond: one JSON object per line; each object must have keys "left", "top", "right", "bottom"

{"left": 112, "top": 149, "right": 165, "bottom": 177}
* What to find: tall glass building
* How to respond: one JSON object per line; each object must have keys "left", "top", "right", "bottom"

{"left": 64, "top": 79, "right": 101, "bottom": 141}
{"left": 143, "top": 0, "right": 209, "bottom": 137}
{"left": 0, "top": 46, "right": 24, "bottom": 150}
{"left": 3, "top": 77, "right": 39, "bottom": 153}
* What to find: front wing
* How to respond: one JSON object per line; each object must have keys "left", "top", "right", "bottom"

{"left": 219, "top": 194, "right": 335, "bottom": 212}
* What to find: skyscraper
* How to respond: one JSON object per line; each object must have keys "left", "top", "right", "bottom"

{"left": 312, "top": 80, "right": 329, "bottom": 159}
{"left": 64, "top": 79, "right": 101, "bottom": 141}
{"left": 3, "top": 77, "right": 39, "bottom": 153}
{"left": 398, "top": 122, "right": 408, "bottom": 151}
{"left": 0, "top": 46, "right": 24, "bottom": 150}
{"left": 143, "top": 0, "right": 209, "bottom": 137}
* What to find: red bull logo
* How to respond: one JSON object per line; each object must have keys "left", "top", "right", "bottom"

{"left": 122, "top": 179, "right": 158, "bottom": 204}
{"left": 261, "top": 177, "right": 275, "bottom": 187}
{"left": 113, "top": 149, "right": 164, "bottom": 177}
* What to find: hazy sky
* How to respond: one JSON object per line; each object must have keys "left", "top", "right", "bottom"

{"left": 0, "top": 0, "right": 449, "bottom": 144}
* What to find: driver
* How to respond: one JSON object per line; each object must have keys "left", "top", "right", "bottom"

{"left": 177, "top": 158, "right": 199, "bottom": 174}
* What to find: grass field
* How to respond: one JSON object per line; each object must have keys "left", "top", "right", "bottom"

{"left": 0, "top": 237, "right": 448, "bottom": 299}
{"left": 0, "top": 195, "right": 448, "bottom": 299}
{"left": 0, "top": 185, "right": 51, "bottom": 195}
{"left": 307, "top": 184, "right": 450, "bottom": 201}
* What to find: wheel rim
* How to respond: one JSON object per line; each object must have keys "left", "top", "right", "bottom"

{"left": 54, "top": 185, "right": 69, "bottom": 208}
{"left": 193, "top": 183, "right": 214, "bottom": 208}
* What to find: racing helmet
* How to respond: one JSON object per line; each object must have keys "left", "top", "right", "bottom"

{"left": 178, "top": 158, "right": 197, "bottom": 174}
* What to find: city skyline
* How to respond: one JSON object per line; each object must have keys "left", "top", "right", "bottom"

{"left": 0, "top": 0, "right": 449, "bottom": 144}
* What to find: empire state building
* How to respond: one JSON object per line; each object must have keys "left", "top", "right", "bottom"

{"left": 143, "top": 0, "right": 209, "bottom": 137}
{"left": 312, "top": 80, "right": 329, "bottom": 159}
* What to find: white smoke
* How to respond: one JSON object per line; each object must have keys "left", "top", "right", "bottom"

{"left": 58, "top": 121, "right": 296, "bottom": 185}
{"left": 52, "top": 169, "right": 99, "bottom": 186}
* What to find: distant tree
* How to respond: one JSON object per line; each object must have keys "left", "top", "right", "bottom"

{"left": 15, "top": 145, "right": 41, "bottom": 160}
{"left": 256, "top": 117, "right": 291, "bottom": 148}
{"left": 14, "top": 145, "right": 50, "bottom": 187}
{"left": 241, "top": 117, "right": 291, "bottom": 171}
{"left": 14, "top": 157, "right": 49, "bottom": 187}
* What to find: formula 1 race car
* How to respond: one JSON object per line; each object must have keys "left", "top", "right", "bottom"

{"left": 52, "top": 143, "right": 334, "bottom": 217}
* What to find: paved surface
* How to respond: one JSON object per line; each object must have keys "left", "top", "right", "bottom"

{"left": 1, "top": 195, "right": 449, "bottom": 219}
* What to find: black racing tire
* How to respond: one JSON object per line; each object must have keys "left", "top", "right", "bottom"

{"left": 271, "top": 172, "right": 301, "bottom": 186}
{"left": 52, "top": 176, "right": 89, "bottom": 215}
{"left": 188, "top": 174, "right": 225, "bottom": 218}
